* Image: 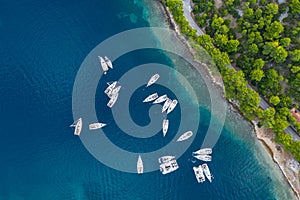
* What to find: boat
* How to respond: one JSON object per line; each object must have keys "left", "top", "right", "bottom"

{"left": 159, "top": 159, "right": 179, "bottom": 175}
{"left": 70, "top": 118, "right": 82, "bottom": 136}
{"left": 194, "top": 154, "right": 212, "bottom": 162}
{"left": 143, "top": 93, "right": 158, "bottom": 103}
{"left": 89, "top": 123, "right": 106, "bottom": 130}
{"left": 153, "top": 94, "right": 168, "bottom": 104}
{"left": 104, "top": 81, "right": 117, "bottom": 95}
{"left": 167, "top": 99, "right": 178, "bottom": 114}
{"left": 202, "top": 163, "right": 213, "bottom": 182}
{"left": 107, "top": 93, "right": 119, "bottom": 108}
{"left": 98, "top": 56, "right": 109, "bottom": 74}
{"left": 193, "top": 165, "right": 205, "bottom": 183}
{"left": 176, "top": 131, "right": 193, "bottom": 142}
{"left": 193, "top": 148, "right": 212, "bottom": 155}
{"left": 162, "top": 98, "right": 172, "bottom": 113}
{"left": 146, "top": 73, "right": 160, "bottom": 87}
{"left": 104, "top": 56, "right": 113, "bottom": 69}
{"left": 108, "top": 85, "right": 121, "bottom": 98}
{"left": 158, "top": 155, "right": 175, "bottom": 164}
{"left": 162, "top": 119, "right": 169, "bottom": 136}
{"left": 137, "top": 155, "right": 143, "bottom": 174}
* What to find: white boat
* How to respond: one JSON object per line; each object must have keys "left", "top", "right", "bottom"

{"left": 162, "top": 119, "right": 169, "bottom": 136}
{"left": 98, "top": 56, "right": 109, "bottom": 74}
{"left": 194, "top": 154, "right": 212, "bottom": 162}
{"left": 177, "top": 131, "right": 193, "bottom": 142}
{"left": 153, "top": 94, "right": 168, "bottom": 104}
{"left": 89, "top": 123, "right": 106, "bottom": 130}
{"left": 202, "top": 163, "right": 213, "bottom": 182}
{"left": 146, "top": 73, "right": 160, "bottom": 87}
{"left": 70, "top": 118, "right": 82, "bottom": 136}
{"left": 104, "top": 81, "right": 117, "bottom": 95}
{"left": 159, "top": 159, "right": 179, "bottom": 175}
{"left": 143, "top": 93, "right": 158, "bottom": 103}
{"left": 193, "top": 165, "right": 205, "bottom": 183}
{"left": 193, "top": 148, "right": 212, "bottom": 155}
{"left": 167, "top": 99, "right": 178, "bottom": 114}
{"left": 158, "top": 156, "right": 175, "bottom": 164}
{"left": 104, "top": 56, "right": 113, "bottom": 69}
{"left": 137, "top": 155, "right": 143, "bottom": 174}
{"left": 107, "top": 93, "right": 119, "bottom": 108}
{"left": 162, "top": 98, "right": 172, "bottom": 113}
{"left": 111, "top": 85, "right": 121, "bottom": 95}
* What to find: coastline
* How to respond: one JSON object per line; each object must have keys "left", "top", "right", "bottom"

{"left": 157, "top": 0, "right": 300, "bottom": 199}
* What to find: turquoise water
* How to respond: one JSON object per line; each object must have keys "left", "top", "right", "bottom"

{"left": 0, "top": 0, "right": 295, "bottom": 199}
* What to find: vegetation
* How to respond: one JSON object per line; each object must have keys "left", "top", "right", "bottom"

{"left": 163, "top": 0, "right": 300, "bottom": 161}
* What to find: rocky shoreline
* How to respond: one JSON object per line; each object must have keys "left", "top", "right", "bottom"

{"left": 158, "top": 0, "right": 300, "bottom": 199}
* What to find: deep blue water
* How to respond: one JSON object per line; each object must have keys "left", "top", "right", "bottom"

{"left": 0, "top": 0, "right": 294, "bottom": 199}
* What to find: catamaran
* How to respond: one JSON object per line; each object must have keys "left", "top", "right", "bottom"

{"left": 194, "top": 154, "right": 212, "bottom": 162}
{"left": 159, "top": 159, "right": 179, "bottom": 175}
{"left": 98, "top": 56, "right": 109, "bottom": 74}
{"left": 143, "top": 93, "right": 158, "bottom": 103}
{"left": 137, "top": 155, "right": 144, "bottom": 174}
{"left": 153, "top": 94, "right": 168, "bottom": 104}
{"left": 104, "top": 56, "right": 113, "bottom": 69}
{"left": 70, "top": 118, "right": 82, "bottom": 136}
{"left": 193, "top": 148, "right": 212, "bottom": 155}
{"left": 162, "top": 98, "right": 172, "bottom": 113}
{"left": 162, "top": 119, "right": 169, "bottom": 136}
{"left": 158, "top": 155, "right": 175, "bottom": 164}
{"left": 146, "top": 73, "right": 160, "bottom": 87}
{"left": 107, "top": 93, "right": 119, "bottom": 108}
{"left": 167, "top": 99, "right": 178, "bottom": 114}
{"left": 89, "top": 123, "right": 106, "bottom": 130}
{"left": 104, "top": 81, "right": 117, "bottom": 95}
{"left": 193, "top": 165, "right": 205, "bottom": 183}
{"left": 202, "top": 163, "right": 213, "bottom": 182}
{"left": 177, "top": 131, "right": 193, "bottom": 142}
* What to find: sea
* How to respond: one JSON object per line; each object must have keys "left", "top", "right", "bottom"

{"left": 0, "top": 0, "right": 296, "bottom": 199}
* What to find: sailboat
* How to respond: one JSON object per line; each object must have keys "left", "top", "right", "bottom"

{"left": 137, "top": 155, "right": 144, "bottom": 174}
{"left": 176, "top": 131, "right": 193, "bottom": 142}
{"left": 146, "top": 74, "right": 160, "bottom": 87}
{"left": 89, "top": 122, "right": 106, "bottom": 130}
{"left": 70, "top": 118, "right": 82, "bottom": 136}
{"left": 167, "top": 99, "right": 178, "bottom": 114}
{"left": 104, "top": 56, "right": 113, "bottom": 69}
{"left": 162, "top": 119, "right": 169, "bottom": 136}
{"left": 98, "top": 56, "right": 109, "bottom": 74}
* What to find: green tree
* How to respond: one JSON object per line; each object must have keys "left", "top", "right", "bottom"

{"left": 211, "top": 17, "right": 224, "bottom": 30}
{"left": 264, "top": 21, "right": 284, "bottom": 40}
{"left": 280, "top": 38, "right": 291, "bottom": 48}
{"left": 250, "top": 69, "right": 265, "bottom": 82}
{"left": 258, "top": 69, "right": 283, "bottom": 96}
{"left": 289, "top": 0, "right": 300, "bottom": 14}
{"left": 260, "top": 107, "right": 276, "bottom": 128}
{"left": 278, "top": 94, "right": 292, "bottom": 108}
{"left": 244, "top": 8, "right": 254, "bottom": 19}
{"left": 248, "top": 43, "right": 259, "bottom": 55}
{"left": 226, "top": 39, "right": 239, "bottom": 53}
{"left": 273, "top": 114, "right": 289, "bottom": 133}
{"left": 291, "top": 66, "right": 300, "bottom": 73}
{"left": 215, "top": 34, "right": 228, "bottom": 49}
{"left": 253, "top": 58, "right": 265, "bottom": 69}
{"left": 273, "top": 46, "right": 288, "bottom": 63}
{"left": 265, "top": 3, "right": 279, "bottom": 15}
{"left": 269, "top": 95, "right": 281, "bottom": 106}
{"left": 263, "top": 42, "right": 288, "bottom": 63}
{"left": 290, "top": 49, "right": 300, "bottom": 62}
